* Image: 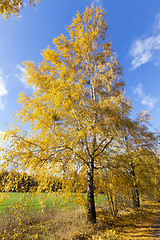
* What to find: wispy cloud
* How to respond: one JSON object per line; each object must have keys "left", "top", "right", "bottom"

{"left": 129, "top": 14, "right": 160, "bottom": 69}
{"left": 93, "top": 0, "right": 103, "bottom": 7}
{"left": 15, "top": 64, "right": 28, "bottom": 88}
{"left": 15, "top": 64, "right": 37, "bottom": 91}
{"left": 0, "top": 69, "right": 8, "bottom": 110}
{"left": 133, "top": 83, "right": 158, "bottom": 109}
{"left": 86, "top": 0, "right": 103, "bottom": 8}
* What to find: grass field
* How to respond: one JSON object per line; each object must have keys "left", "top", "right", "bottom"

{"left": 0, "top": 192, "right": 107, "bottom": 213}
{"left": 0, "top": 193, "right": 159, "bottom": 239}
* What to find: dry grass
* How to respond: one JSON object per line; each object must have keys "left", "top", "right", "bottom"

{"left": 0, "top": 201, "right": 159, "bottom": 239}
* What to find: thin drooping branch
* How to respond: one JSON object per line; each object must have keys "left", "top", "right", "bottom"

{"left": 65, "top": 146, "right": 87, "bottom": 163}
{"left": 14, "top": 135, "right": 43, "bottom": 150}
{"left": 94, "top": 135, "right": 110, "bottom": 154}
{"left": 93, "top": 137, "right": 113, "bottom": 158}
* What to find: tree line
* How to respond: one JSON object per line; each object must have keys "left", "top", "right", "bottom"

{"left": 0, "top": 170, "right": 63, "bottom": 192}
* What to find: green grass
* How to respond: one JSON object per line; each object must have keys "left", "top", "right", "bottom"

{"left": 0, "top": 194, "right": 159, "bottom": 239}
{"left": 0, "top": 192, "right": 108, "bottom": 213}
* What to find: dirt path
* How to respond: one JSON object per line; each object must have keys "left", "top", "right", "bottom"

{"left": 117, "top": 207, "right": 160, "bottom": 240}
{"left": 151, "top": 211, "right": 160, "bottom": 239}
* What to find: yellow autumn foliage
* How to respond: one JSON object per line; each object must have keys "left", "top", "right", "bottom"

{"left": 0, "top": 0, "right": 38, "bottom": 18}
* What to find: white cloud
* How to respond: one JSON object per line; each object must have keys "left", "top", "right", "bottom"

{"left": 129, "top": 14, "right": 160, "bottom": 69}
{"left": 17, "top": 64, "right": 26, "bottom": 74}
{"left": 85, "top": 0, "right": 103, "bottom": 8}
{"left": 133, "top": 83, "right": 158, "bottom": 109}
{"left": 0, "top": 69, "right": 8, "bottom": 110}
{"left": 15, "top": 64, "right": 28, "bottom": 87}
{"left": 15, "top": 64, "right": 37, "bottom": 91}
{"left": 93, "top": 0, "right": 103, "bottom": 7}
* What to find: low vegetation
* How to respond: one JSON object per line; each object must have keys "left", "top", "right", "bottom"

{"left": 0, "top": 197, "right": 159, "bottom": 240}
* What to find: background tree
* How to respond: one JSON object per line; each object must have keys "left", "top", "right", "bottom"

{"left": 0, "top": 0, "right": 38, "bottom": 18}
{"left": 117, "top": 113, "right": 159, "bottom": 209}
{"left": 0, "top": 5, "right": 134, "bottom": 224}
{"left": 0, "top": 170, "right": 38, "bottom": 192}
{"left": 93, "top": 112, "right": 159, "bottom": 213}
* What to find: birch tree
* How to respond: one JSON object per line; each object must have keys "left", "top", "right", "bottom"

{"left": 0, "top": 6, "right": 131, "bottom": 223}
{"left": 118, "top": 113, "right": 159, "bottom": 209}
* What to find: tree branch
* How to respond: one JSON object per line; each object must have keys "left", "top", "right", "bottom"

{"left": 66, "top": 146, "right": 87, "bottom": 163}
{"left": 93, "top": 137, "right": 113, "bottom": 158}
{"left": 94, "top": 135, "right": 110, "bottom": 153}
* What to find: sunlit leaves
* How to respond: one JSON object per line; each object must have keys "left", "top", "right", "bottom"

{"left": 0, "top": 0, "right": 38, "bottom": 18}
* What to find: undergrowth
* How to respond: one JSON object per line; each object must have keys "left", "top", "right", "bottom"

{"left": 0, "top": 201, "right": 159, "bottom": 239}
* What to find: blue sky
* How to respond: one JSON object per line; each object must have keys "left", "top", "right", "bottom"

{"left": 0, "top": 0, "right": 160, "bottom": 135}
